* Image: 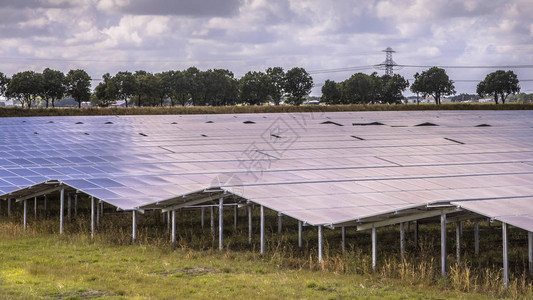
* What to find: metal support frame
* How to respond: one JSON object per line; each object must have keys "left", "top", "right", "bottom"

{"left": 456, "top": 221, "right": 461, "bottom": 265}
{"left": 260, "top": 205, "right": 265, "bottom": 254}
{"left": 15, "top": 185, "right": 63, "bottom": 202}
{"left": 171, "top": 209, "right": 176, "bottom": 247}
{"left": 43, "top": 195, "right": 47, "bottom": 214}
{"left": 8, "top": 198, "right": 11, "bottom": 217}
{"left": 201, "top": 207, "right": 205, "bottom": 228}
{"left": 132, "top": 210, "right": 137, "bottom": 243}
{"left": 218, "top": 197, "right": 223, "bottom": 251}
{"left": 91, "top": 196, "right": 95, "bottom": 239}
{"left": 372, "top": 226, "right": 377, "bottom": 270}
{"left": 318, "top": 225, "right": 323, "bottom": 264}
{"left": 278, "top": 213, "right": 282, "bottom": 233}
{"left": 341, "top": 226, "right": 346, "bottom": 252}
{"left": 34, "top": 197, "right": 37, "bottom": 219}
{"left": 502, "top": 223, "right": 509, "bottom": 289}
{"left": 59, "top": 188, "right": 64, "bottom": 235}
{"left": 357, "top": 207, "right": 458, "bottom": 231}
{"left": 527, "top": 231, "right": 533, "bottom": 275}
{"left": 23, "top": 199, "right": 27, "bottom": 231}
{"left": 474, "top": 220, "right": 479, "bottom": 255}
{"left": 400, "top": 222, "right": 406, "bottom": 259}
{"left": 74, "top": 194, "right": 78, "bottom": 216}
{"left": 441, "top": 211, "right": 447, "bottom": 277}
{"left": 298, "top": 221, "right": 303, "bottom": 248}
{"left": 248, "top": 205, "right": 252, "bottom": 245}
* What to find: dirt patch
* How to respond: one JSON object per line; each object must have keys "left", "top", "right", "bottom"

{"left": 53, "top": 289, "right": 112, "bottom": 299}
{"left": 158, "top": 267, "right": 220, "bottom": 277}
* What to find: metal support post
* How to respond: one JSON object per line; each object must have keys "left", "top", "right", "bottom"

{"left": 278, "top": 213, "right": 282, "bottom": 233}
{"left": 248, "top": 205, "right": 252, "bottom": 245}
{"left": 201, "top": 207, "right": 205, "bottom": 228}
{"left": 171, "top": 209, "right": 176, "bottom": 247}
{"left": 67, "top": 194, "right": 71, "bottom": 221}
{"left": 23, "top": 199, "right": 27, "bottom": 231}
{"left": 441, "top": 211, "right": 447, "bottom": 277}
{"left": 474, "top": 220, "right": 479, "bottom": 255}
{"left": 527, "top": 231, "right": 533, "bottom": 275}
{"left": 218, "top": 197, "right": 223, "bottom": 251}
{"left": 318, "top": 225, "right": 323, "bottom": 264}
{"left": 59, "top": 188, "right": 64, "bottom": 235}
{"left": 132, "top": 210, "right": 137, "bottom": 243}
{"left": 298, "top": 221, "right": 303, "bottom": 248}
{"left": 74, "top": 194, "right": 78, "bottom": 216}
{"left": 234, "top": 205, "right": 238, "bottom": 229}
{"left": 341, "top": 226, "right": 346, "bottom": 252}
{"left": 96, "top": 200, "right": 100, "bottom": 227}
{"left": 91, "top": 196, "right": 95, "bottom": 239}
{"left": 503, "top": 223, "right": 509, "bottom": 289}
{"left": 456, "top": 221, "right": 461, "bottom": 264}
{"left": 400, "top": 222, "right": 406, "bottom": 259}
{"left": 414, "top": 220, "right": 418, "bottom": 249}
{"left": 166, "top": 211, "right": 170, "bottom": 234}
{"left": 34, "top": 197, "right": 37, "bottom": 219}
{"left": 372, "top": 226, "right": 377, "bottom": 270}
{"left": 210, "top": 206, "right": 215, "bottom": 235}
{"left": 260, "top": 205, "right": 265, "bottom": 254}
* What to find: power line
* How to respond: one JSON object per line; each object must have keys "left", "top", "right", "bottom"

{"left": 309, "top": 64, "right": 533, "bottom": 75}
{"left": 399, "top": 64, "right": 533, "bottom": 69}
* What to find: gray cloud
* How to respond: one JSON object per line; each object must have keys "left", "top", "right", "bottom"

{"left": 101, "top": 0, "right": 242, "bottom": 17}
{"left": 0, "top": 0, "right": 532, "bottom": 95}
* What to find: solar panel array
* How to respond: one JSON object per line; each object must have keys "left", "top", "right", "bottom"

{"left": 0, "top": 111, "right": 532, "bottom": 230}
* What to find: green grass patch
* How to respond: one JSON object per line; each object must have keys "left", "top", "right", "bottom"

{"left": 1, "top": 206, "right": 532, "bottom": 299}
{"left": 0, "top": 103, "right": 532, "bottom": 118}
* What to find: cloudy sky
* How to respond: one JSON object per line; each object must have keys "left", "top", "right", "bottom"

{"left": 0, "top": 0, "right": 532, "bottom": 96}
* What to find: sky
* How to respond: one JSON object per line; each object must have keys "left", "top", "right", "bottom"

{"left": 0, "top": 0, "right": 532, "bottom": 96}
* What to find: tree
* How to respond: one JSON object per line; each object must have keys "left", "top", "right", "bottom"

{"left": 156, "top": 71, "right": 177, "bottom": 106}
{"left": 41, "top": 68, "right": 66, "bottom": 108}
{"left": 94, "top": 73, "right": 119, "bottom": 107}
{"left": 66, "top": 69, "right": 91, "bottom": 108}
{"left": 113, "top": 71, "right": 136, "bottom": 107}
{"left": 0, "top": 72, "right": 9, "bottom": 100}
{"left": 342, "top": 73, "right": 376, "bottom": 104}
{"left": 266, "top": 67, "right": 285, "bottom": 105}
{"left": 284, "top": 67, "right": 313, "bottom": 105}
{"left": 410, "top": 67, "right": 455, "bottom": 105}
{"left": 380, "top": 74, "right": 409, "bottom": 104}
{"left": 320, "top": 80, "right": 341, "bottom": 104}
{"left": 184, "top": 67, "right": 206, "bottom": 106}
{"left": 6, "top": 71, "right": 43, "bottom": 108}
{"left": 134, "top": 71, "right": 159, "bottom": 106}
{"left": 239, "top": 71, "right": 271, "bottom": 105}
{"left": 476, "top": 70, "right": 520, "bottom": 104}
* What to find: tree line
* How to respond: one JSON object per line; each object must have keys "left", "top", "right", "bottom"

{"left": 0, "top": 66, "right": 522, "bottom": 108}
{"left": 321, "top": 67, "right": 521, "bottom": 105}
{"left": 0, "top": 67, "right": 313, "bottom": 108}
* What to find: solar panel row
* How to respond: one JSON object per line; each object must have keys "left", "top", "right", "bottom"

{"left": 0, "top": 111, "right": 532, "bottom": 231}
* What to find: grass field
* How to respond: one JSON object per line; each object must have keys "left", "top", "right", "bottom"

{"left": 1, "top": 204, "right": 532, "bottom": 299}
{"left": 0, "top": 103, "right": 532, "bottom": 118}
